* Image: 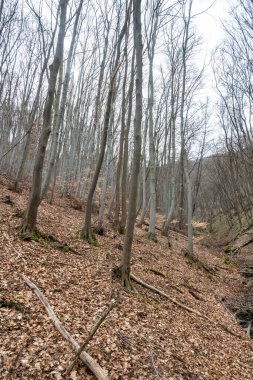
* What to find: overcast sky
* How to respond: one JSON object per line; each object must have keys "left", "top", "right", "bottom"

{"left": 193, "top": 0, "right": 229, "bottom": 52}
{"left": 190, "top": 0, "right": 230, "bottom": 147}
{"left": 190, "top": 0, "right": 230, "bottom": 102}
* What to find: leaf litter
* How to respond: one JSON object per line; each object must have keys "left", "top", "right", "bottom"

{"left": 0, "top": 179, "right": 253, "bottom": 379}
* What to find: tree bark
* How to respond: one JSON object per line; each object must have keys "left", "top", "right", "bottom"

{"left": 120, "top": 49, "right": 135, "bottom": 230}
{"left": 114, "top": 49, "right": 128, "bottom": 231}
{"left": 22, "top": 0, "right": 68, "bottom": 232}
{"left": 81, "top": 4, "right": 130, "bottom": 241}
{"left": 41, "top": 0, "right": 84, "bottom": 199}
{"left": 121, "top": 0, "right": 143, "bottom": 289}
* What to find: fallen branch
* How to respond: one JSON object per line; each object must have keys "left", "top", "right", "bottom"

{"left": 66, "top": 301, "right": 115, "bottom": 376}
{"left": 149, "top": 350, "right": 161, "bottom": 380}
{"left": 246, "top": 321, "right": 252, "bottom": 338}
{"left": 130, "top": 273, "right": 246, "bottom": 340}
{"left": 234, "top": 237, "right": 253, "bottom": 251}
{"left": 22, "top": 274, "right": 109, "bottom": 380}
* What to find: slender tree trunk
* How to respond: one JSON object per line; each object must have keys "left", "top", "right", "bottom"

{"left": 114, "top": 49, "right": 128, "bottom": 231}
{"left": 162, "top": 80, "right": 177, "bottom": 236}
{"left": 145, "top": 4, "right": 159, "bottom": 241}
{"left": 120, "top": 49, "right": 135, "bottom": 230}
{"left": 121, "top": 0, "right": 142, "bottom": 289}
{"left": 138, "top": 111, "right": 148, "bottom": 226}
{"left": 97, "top": 100, "right": 115, "bottom": 232}
{"left": 178, "top": 0, "right": 194, "bottom": 253}
{"left": 13, "top": 10, "right": 58, "bottom": 192}
{"left": 81, "top": 4, "right": 130, "bottom": 241}
{"left": 184, "top": 154, "right": 193, "bottom": 254}
{"left": 147, "top": 58, "right": 156, "bottom": 239}
{"left": 41, "top": 0, "right": 84, "bottom": 199}
{"left": 22, "top": 0, "right": 68, "bottom": 232}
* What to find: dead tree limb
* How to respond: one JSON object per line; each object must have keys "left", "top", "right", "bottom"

{"left": 130, "top": 273, "right": 246, "bottom": 340}
{"left": 22, "top": 274, "right": 110, "bottom": 380}
{"left": 246, "top": 321, "right": 252, "bottom": 338}
{"left": 232, "top": 237, "right": 253, "bottom": 253}
{"left": 66, "top": 301, "right": 115, "bottom": 376}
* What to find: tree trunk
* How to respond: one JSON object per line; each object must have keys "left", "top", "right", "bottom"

{"left": 178, "top": 0, "right": 194, "bottom": 252}
{"left": 121, "top": 0, "right": 142, "bottom": 289}
{"left": 146, "top": 9, "right": 159, "bottom": 241}
{"left": 184, "top": 153, "right": 193, "bottom": 254}
{"left": 138, "top": 111, "right": 148, "bottom": 226}
{"left": 22, "top": 0, "right": 68, "bottom": 232}
{"left": 114, "top": 50, "right": 128, "bottom": 231}
{"left": 41, "top": 0, "right": 84, "bottom": 199}
{"left": 120, "top": 49, "right": 135, "bottom": 230}
{"left": 81, "top": 4, "right": 130, "bottom": 241}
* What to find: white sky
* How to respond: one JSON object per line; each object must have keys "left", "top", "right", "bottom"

{"left": 189, "top": 0, "right": 230, "bottom": 150}
{"left": 192, "top": 0, "right": 230, "bottom": 94}
{"left": 193, "top": 0, "right": 229, "bottom": 53}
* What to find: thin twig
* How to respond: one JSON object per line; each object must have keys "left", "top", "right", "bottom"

{"left": 149, "top": 350, "right": 161, "bottom": 380}
{"left": 66, "top": 301, "right": 116, "bottom": 376}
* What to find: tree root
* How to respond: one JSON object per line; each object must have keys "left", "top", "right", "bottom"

{"left": 22, "top": 274, "right": 109, "bottom": 380}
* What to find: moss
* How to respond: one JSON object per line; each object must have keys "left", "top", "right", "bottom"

{"left": 58, "top": 314, "right": 64, "bottom": 322}
{"left": 42, "top": 260, "right": 50, "bottom": 268}
{"left": 112, "top": 266, "right": 122, "bottom": 279}
{"left": 118, "top": 226, "right": 125, "bottom": 235}
{"left": 184, "top": 250, "right": 216, "bottom": 277}
{"left": 223, "top": 245, "right": 233, "bottom": 253}
{"left": 184, "top": 250, "right": 194, "bottom": 261}
{"left": 38, "top": 241, "right": 48, "bottom": 249}
{"left": 80, "top": 230, "right": 99, "bottom": 246}
{"left": 14, "top": 208, "right": 25, "bottom": 218}
{"left": 147, "top": 232, "right": 158, "bottom": 243}
{"left": 149, "top": 268, "right": 166, "bottom": 277}
{"left": 171, "top": 284, "right": 183, "bottom": 293}
{"left": 0, "top": 299, "right": 23, "bottom": 312}
{"left": 19, "top": 227, "right": 42, "bottom": 242}
{"left": 148, "top": 269, "right": 182, "bottom": 292}
{"left": 45, "top": 234, "right": 58, "bottom": 242}
{"left": 241, "top": 271, "right": 253, "bottom": 279}
{"left": 96, "top": 226, "right": 104, "bottom": 236}
{"left": 63, "top": 245, "right": 69, "bottom": 253}
{"left": 129, "top": 282, "right": 138, "bottom": 293}
{"left": 224, "top": 257, "right": 237, "bottom": 267}
{"left": 87, "top": 236, "right": 98, "bottom": 246}
{"left": 69, "top": 278, "right": 79, "bottom": 285}
{"left": 30, "top": 230, "right": 42, "bottom": 242}
{"left": 144, "top": 297, "right": 160, "bottom": 310}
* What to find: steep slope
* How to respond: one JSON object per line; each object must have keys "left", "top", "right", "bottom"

{"left": 0, "top": 178, "right": 252, "bottom": 380}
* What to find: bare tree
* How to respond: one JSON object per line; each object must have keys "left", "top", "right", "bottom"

{"left": 121, "top": 0, "right": 143, "bottom": 289}
{"left": 81, "top": 1, "right": 131, "bottom": 242}
{"left": 22, "top": 0, "right": 69, "bottom": 232}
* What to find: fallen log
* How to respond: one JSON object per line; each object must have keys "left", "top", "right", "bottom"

{"left": 130, "top": 273, "right": 247, "bottom": 340}
{"left": 233, "top": 237, "right": 253, "bottom": 252}
{"left": 22, "top": 274, "right": 109, "bottom": 380}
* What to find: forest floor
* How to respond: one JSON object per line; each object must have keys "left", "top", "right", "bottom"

{"left": 1, "top": 177, "right": 253, "bottom": 380}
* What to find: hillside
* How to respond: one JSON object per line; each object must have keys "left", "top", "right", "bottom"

{"left": 0, "top": 179, "right": 253, "bottom": 380}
